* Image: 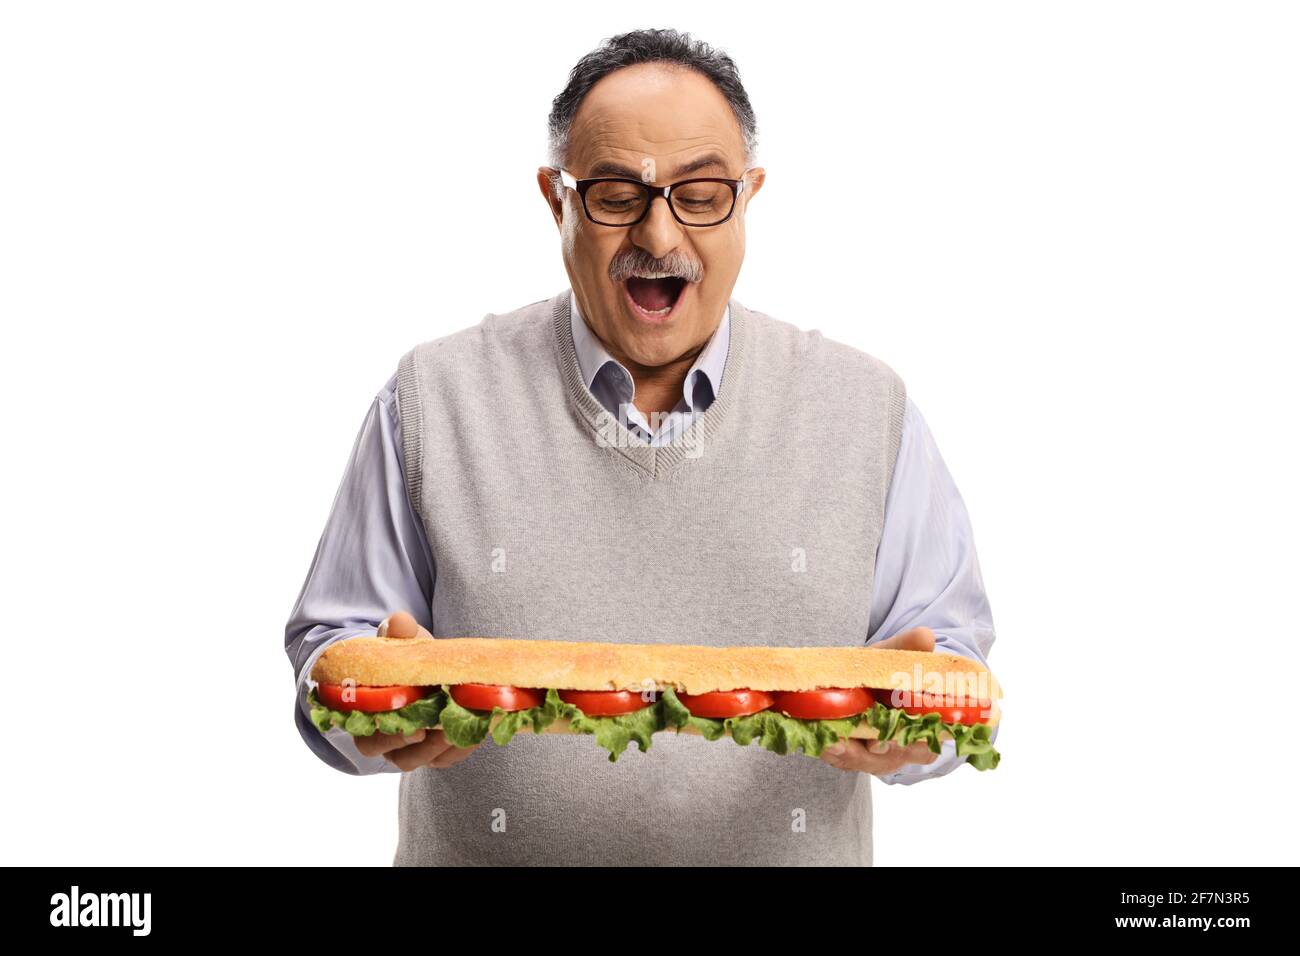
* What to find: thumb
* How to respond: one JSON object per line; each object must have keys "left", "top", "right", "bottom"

{"left": 870, "top": 626, "right": 936, "bottom": 652}
{"left": 378, "top": 610, "right": 433, "bottom": 640}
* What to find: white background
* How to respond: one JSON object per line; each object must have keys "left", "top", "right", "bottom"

{"left": 2, "top": 1, "right": 1296, "bottom": 866}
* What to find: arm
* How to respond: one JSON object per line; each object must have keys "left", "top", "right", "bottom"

{"left": 284, "top": 372, "right": 436, "bottom": 775}
{"left": 866, "top": 397, "right": 999, "bottom": 785}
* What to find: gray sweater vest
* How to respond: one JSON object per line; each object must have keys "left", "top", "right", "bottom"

{"left": 393, "top": 287, "right": 906, "bottom": 866}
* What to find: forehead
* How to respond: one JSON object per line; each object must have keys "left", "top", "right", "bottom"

{"left": 567, "top": 63, "right": 747, "bottom": 178}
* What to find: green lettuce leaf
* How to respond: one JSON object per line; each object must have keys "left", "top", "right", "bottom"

{"left": 542, "top": 688, "right": 666, "bottom": 762}
{"left": 661, "top": 688, "right": 1001, "bottom": 768}
{"left": 434, "top": 687, "right": 664, "bottom": 760}
{"left": 307, "top": 685, "right": 447, "bottom": 737}
{"left": 306, "top": 684, "right": 1001, "bottom": 771}
{"left": 661, "top": 686, "right": 858, "bottom": 757}
{"left": 436, "top": 684, "right": 558, "bottom": 748}
{"left": 859, "top": 702, "right": 1002, "bottom": 771}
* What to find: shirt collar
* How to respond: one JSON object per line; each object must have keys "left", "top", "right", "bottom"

{"left": 570, "top": 290, "right": 730, "bottom": 413}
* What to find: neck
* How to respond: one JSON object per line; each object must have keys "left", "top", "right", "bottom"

{"left": 570, "top": 292, "right": 720, "bottom": 417}
{"left": 555, "top": 289, "right": 749, "bottom": 476}
{"left": 619, "top": 344, "right": 704, "bottom": 417}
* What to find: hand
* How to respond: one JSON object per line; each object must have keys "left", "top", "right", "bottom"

{"left": 355, "top": 727, "right": 481, "bottom": 771}
{"left": 868, "top": 624, "right": 936, "bottom": 653}
{"left": 355, "top": 610, "right": 482, "bottom": 770}
{"left": 376, "top": 609, "right": 433, "bottom": 640}
{"left": 820, "top": 625, "right": 940, "bottom": 776}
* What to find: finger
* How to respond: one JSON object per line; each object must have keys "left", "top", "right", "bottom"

{"left": 420, "top": 729, "right": 482, "bottom": 769}
{"left": 821, "top": 738, "right": 886, "bottom": 770}
{"left": 860, "top": 740, "right": 939, "bottom": 771}
{"left": 355, "top": 729, "right": 427, "bottom": 758}
{"left": 821, "top": 738, "right": 917, "bottom": 775}
{"left": 384, "top": 730, "right": 480, "bottom": 772}
{"left": 889, "top": 738, "right": 941, "bottom": 770}
{"left": 383, "top": 730, "right": 460, "bottom": 771}
{"left": 428, "top": 741, "right": 481, "bottom": 769}
{"left": 380, "top": 610, "right": 434, "bottom": 641}
{"left": 869, "top": 626, "right": 936, "bottom": 652}
{"left": 899, "top": 741, "right": 939, "bottom": 765}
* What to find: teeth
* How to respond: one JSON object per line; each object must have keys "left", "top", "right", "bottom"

{"left": 624, "top": 273, "right": 682, "bottom": 315}
{"left": 630, "top": 296, "right": 673, "bottom": 315}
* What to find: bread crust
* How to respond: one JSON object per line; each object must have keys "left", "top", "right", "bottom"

{"left": 310, "top": 636, "right": 1003, "bottom": 700}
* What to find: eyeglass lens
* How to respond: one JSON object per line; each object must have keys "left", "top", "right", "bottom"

{"left": 585, "top": 180, "right": 736, "bottom": 226}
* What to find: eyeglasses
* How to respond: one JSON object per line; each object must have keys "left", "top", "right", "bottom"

{"left": 559, "top": 167, "right": 753, "bottom": 227}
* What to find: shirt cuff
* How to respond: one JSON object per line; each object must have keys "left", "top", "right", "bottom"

{"left": 294, "top": 630, "right": 400, "bottom": 776}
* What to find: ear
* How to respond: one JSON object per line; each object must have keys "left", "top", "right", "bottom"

{"left": 741, "top": 167, "right": 766, "bottom": 210}
{"left": 537, "top": 167, "right": 564, "bottom": 227}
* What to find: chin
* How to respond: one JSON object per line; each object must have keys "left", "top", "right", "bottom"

{"left": 627, "top": 341, "right": 691, "bottom": 369}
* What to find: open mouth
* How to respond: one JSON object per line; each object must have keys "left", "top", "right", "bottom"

{"left": 623, "top": 275, "right": 688, "bottom": 320}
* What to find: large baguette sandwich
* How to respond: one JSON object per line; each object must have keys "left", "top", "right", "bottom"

{"left": 307, "top": 636, "right": 1003, "bottom": 770}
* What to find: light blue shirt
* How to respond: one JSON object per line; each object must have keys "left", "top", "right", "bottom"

{"left": 285, "top": 294, "right": 999, "bottom": 784}
{"left": 570, "top": 293, "right": 731, "bottom": 445}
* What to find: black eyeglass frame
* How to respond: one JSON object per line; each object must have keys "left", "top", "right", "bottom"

{"left": 558, "top": 167, "right": 753, "bottom": 227}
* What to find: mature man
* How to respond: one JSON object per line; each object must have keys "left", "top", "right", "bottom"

{"left": 285, "top": 28, "right": 998, "bottom": 866}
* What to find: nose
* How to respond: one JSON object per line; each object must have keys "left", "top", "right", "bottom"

{"left": 628, "top": 192, "right": 685, "bottom": 260}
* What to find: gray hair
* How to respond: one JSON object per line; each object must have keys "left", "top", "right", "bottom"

{"left": 546, "top": 28, "right": 759, "bottom": 180}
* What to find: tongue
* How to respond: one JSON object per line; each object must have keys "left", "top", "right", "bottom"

{"left": 626, "top": 276, "right": 680, "bottom": 312}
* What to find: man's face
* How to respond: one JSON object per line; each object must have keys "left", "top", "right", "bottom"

{"left": 538, "top": 63, "right": 765, "bottom": 370}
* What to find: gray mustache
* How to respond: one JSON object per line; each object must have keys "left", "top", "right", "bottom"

{"left": 609, "top": 252, "right": 703, "bottom": 284}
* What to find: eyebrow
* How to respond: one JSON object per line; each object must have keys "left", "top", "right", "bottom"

{"left": 586, "top": 153, "right": 732, "bottom": 180}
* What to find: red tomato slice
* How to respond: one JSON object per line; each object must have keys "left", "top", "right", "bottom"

{"left": 771, "top": 688, "right": 876, "bottom": 720}
{"left": 450, "top": 684, "right": 545, "bottom": 713}
{"left": 676, "top": 689, "right": 775, "bottom": 719}
{"left": 317, "top": 683, "right": 430, "bottom": 713}
{"left": 900, "top": 694, "right": 994, "bottom": 725}
{"left": 558, "top": 689, "right": 653, "bottom": 717}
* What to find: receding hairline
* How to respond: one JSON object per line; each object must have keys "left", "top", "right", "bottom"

{"left": 565, "top": 67, "right": 749, "bottom": 179}
{"left": 546, "top": 29, "right": 759, "bottom": 179}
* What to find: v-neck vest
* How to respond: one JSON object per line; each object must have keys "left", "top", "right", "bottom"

{"left": 392, "top": 287, "right": 906, "bottom": 866}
